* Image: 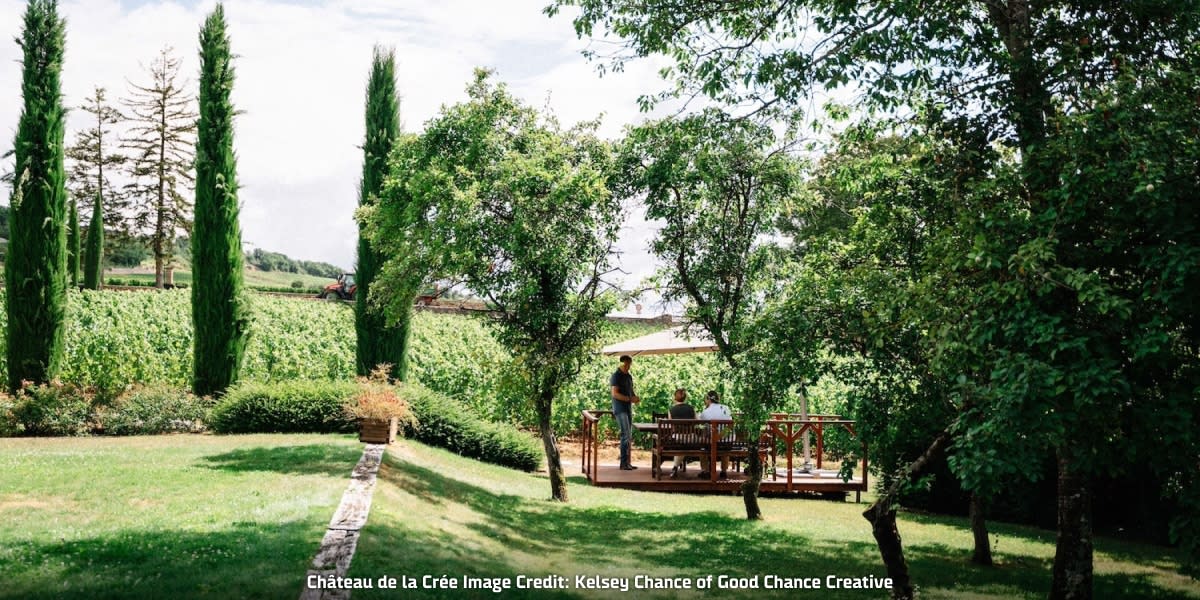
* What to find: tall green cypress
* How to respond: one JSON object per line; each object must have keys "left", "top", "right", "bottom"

{"left": 67, "top": 196, "right": 80, "bottom": 286}
{"left": 5, "top": 0, "right": 68, "bottom": 392}
{"left": 191, "top": 3, "right": 248, "bottom": 397}
{"left": 355, "top": 46, "right": 412, "bottom": 380}
{"left": 83, "top": 195, "right": 103, "bottom": 289}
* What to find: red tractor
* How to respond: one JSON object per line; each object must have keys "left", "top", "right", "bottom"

{"left": 318, "top": 273, "right": 356, "bottom": 301}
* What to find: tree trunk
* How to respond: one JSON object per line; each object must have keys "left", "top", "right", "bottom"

{"left": 864, "top": 504, "right": 913, "bottom": 600}
{"left": 862, "top": 427, "right": 953, "bottom": 600}
{"left": 970, "top": 493, "right": 993, "bottom": 566}
{"left": 740, "top": 447, "right": 763, "bottom": 520}
{"left": 1050, "top": 453, "right": 1093, "bottom": 600}
{"left": 535, "top": 393, "right": 568, "bottom": 502}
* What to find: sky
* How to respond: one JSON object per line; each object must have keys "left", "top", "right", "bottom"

{"left": 0, "top": 0, "right": 676, "bottom": 313}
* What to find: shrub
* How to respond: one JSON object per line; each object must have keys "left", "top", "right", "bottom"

{"left": 403, "top": 385, "right": 542, "bottom": 472}
{"left": 97, "top": 385, "right": 214, "bottom": 435}
{"left": 10, "top": 382, "right": 95, "bottom": 436}
{"left": 208, "top": 380, "right": 358, "bottom": 434}
{"left": 0, "top": 393, "right": 20, "bottom": 437}
{"left": 290, "top": 280, "right": 304, "bottom": 289}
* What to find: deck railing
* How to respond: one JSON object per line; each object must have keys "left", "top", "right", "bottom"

{"left": 580, "top": 409, "right": 868, "bottom": 494}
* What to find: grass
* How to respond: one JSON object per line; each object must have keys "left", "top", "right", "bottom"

{"left": 1, "top": 435, "right": 1194, "bottom": 599}
{"left": 0, "top": 434, "right": 362, "bottom": 599}
{"left": 350, "top": 441, "right": 1200, "bottom": 600}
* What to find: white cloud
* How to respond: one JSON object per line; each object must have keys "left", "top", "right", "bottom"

{"left": 0, "top": 0, "right": 673, "bottom": 309}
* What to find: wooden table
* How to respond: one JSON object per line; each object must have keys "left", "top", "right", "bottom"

{"left": 633, "top": 422, "right": 658, "bottom": 433}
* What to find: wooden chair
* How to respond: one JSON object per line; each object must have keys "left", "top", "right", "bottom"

{"left": 652, "top": 419, "right": 711, "bottom": 480}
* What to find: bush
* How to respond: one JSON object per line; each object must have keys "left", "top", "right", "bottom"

{"left": 290, "top": 280, "right": 304, "bottom": 289}
{"left": 0, "top": 394, "right": 20, "bottom": 437}
{"left": 10, "top": 382, "right": 95, "bottom": 436}
{"left": 208, "top": 380, "right": 358, "bottom": 434}
{"left": 97, "top": 385, "right": 213, "bottom": 435}
{"left": 403, "top": 384, "right": 542, "bottom": 472}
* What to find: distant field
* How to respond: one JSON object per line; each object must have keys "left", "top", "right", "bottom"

{"left": 108, "top": 268, "right": 334, "bottom": 290}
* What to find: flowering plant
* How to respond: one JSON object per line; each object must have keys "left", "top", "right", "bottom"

{"left": 343, "top": 365, "right": 415, "bottom": 424}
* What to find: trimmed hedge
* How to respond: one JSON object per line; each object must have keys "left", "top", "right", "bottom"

{"left": 208, "top": 380, "right": 358, "bottom": 434}
{"left": 208, "top": 379, "right": 541, "bottom": 472}
{"left": 403, "top": 385, "right": 542, "bottom": 472}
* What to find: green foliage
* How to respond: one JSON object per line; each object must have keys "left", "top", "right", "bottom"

{"left": 10, "top": 381, "right": 93, "bottom": 436}
{"left": 96, "top": 385, "right": 212, "bottom": 435}
{"left": 402, "top": 384, "right": 542, "bottom": 472}
{"left": 355, "top": 46, "right": 410, "bottom": 380}
{"left": 192, "top": 4, "right": 249, "bottom": 396}
{"left": 67, "top": 197, "right": 80, "bottom": 286}
{"left": 5, "top": 0, "right": 68, "bottom": 391}
{"left": 83, "top": 195, "right": 104, "bottom": 289}
{"left": 209, "top": 380, "right": 358, "bottom": 434}
{"left": 245, "top": 248, "right": 341, "bottom": 278}
{"left": 106, "top": 236, "right": 150, "bottom": 267}
{"left": 0, "top": 289, "right": 721, "bottom": 434}
{"left": 369, "top": 71, "right": 623, "bottom": 498}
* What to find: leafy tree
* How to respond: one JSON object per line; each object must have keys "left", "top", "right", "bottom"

{"left": 66, "top": 86, "right": 125, "bottom": 234}
{"left": 191, "top": 4, "right": 249, "bottom": 397}
{"left": 5, "top": 0, "right": 68, "bottom": 392}
{"left": 616, "top": 109, "right": 802, "bottom": 519}
{"left": 83, "top": 194, "right": 103, "bottom": 289}
{"left": 366, "top": 71, "right": 621, "bottom": 501}
{"left": 553, "top": 1, "right": 1200, "bottom": 596}
{"left": 67, "top": 197, "right": 79, "bottom": 286}
{"left": 123, "top": 47, "right": 196, "bottom": 288}
{"left": 355, "top": 46, "right": 410, "bottom": 380}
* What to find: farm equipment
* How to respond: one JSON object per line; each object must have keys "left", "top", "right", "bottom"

{"left": 318, "top": 273, "right": 356, "bottom": 301}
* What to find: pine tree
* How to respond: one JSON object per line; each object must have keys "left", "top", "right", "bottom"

{"left": 191, "top": 4, "right": 248, "bottom": 397}
{"left": 5, "top": 0, "right": 68, "bottom": 391}
{"left": 355, "top": 46, "right": 411, "bottom": 380}
{"left": 67, "top": 196, "right": 80, "bottom": 286}
{"left": 66, "top": 86, "right": 124, "bottom": 237}
{"left": 123, "top": 47, "right": 196, "bottom": 288}
{"left": 83, "top": 195, "right": 103, "bottom": 289}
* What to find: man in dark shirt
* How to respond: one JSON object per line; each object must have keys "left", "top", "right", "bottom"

{"left": 609, "top": 355, "right": 640, "bottom": 470}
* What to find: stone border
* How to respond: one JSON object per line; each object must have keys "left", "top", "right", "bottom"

{"left": 300, "top": 443, "right": 385, "bottom": 600}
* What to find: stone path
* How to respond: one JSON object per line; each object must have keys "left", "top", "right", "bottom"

{"left": 299, "top": 443, "right": 385, "bottom": 600}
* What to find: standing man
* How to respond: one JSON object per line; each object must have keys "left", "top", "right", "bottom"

{"left": 610, "top": 355, "right": 640, "bottom": 470}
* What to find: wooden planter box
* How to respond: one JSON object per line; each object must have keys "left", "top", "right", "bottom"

{"left": 359, "top": 417, "right": 397, "bottom": 444}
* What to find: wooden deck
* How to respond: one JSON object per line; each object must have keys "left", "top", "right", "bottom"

{"left": 584, "top": 461, "right": 866, "bottom": 499}
{"left": 579, "top": 410, "right": 869, "bottom": 501}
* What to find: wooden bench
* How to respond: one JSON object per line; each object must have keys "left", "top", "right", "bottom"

{"left": 652, "top": 419, "right": 771, "bottom": 481}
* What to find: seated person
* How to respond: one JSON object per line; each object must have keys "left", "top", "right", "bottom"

{"left": 667, "top": 388, "right": 696, "bottom": 478}
{"left": 698, "top": 390, "right": 732, "bottom": 479}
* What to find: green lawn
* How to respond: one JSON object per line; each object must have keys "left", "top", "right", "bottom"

{"left": 1, "top": 436, "right": 1194, "bottom": 599}
{"left": 0, "top": 434, "right": 361, "bottom": 599}
{"left": 350, "top": 442, "right": 1200, "bottom": 600}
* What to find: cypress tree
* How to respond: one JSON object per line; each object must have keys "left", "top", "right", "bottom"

{"left": 83, "top": 195, "right": 103, "bottom": 289}
{"left": 191, "top": 3, "right": 248, "bottom": 397}
{"left": 5, "top": 0, "right": 68, "bottom": 391}
{"left": 355, "top": 46, "right": 411, "bottom": 380}
{"left": 67, "top": 196, "right": 80, "bottom": 286}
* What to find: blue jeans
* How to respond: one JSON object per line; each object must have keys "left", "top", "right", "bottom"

{"left": 612, "top": 406, "right": 632, "bottom": 467}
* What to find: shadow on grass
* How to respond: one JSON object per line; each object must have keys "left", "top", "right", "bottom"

{"left": 199, "top": 443, "right": 364, "bottom": 477}
{"left": 900, "top": 509, "right": 1184, "bottom": 568}
{"left": 4, "top": 520, "right": 321, "bottom": 600}
{"left": 352, "top": 453, "right": 1197, "bottom": 600}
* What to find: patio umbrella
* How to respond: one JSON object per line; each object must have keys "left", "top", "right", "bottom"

{"left": 599, "top": 327, "right": 717, "bottom": 356}
{"left": 600, "top": 324, "right": 815, "bottom": 471}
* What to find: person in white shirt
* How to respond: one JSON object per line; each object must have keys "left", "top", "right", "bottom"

{"left": 698, "top": 390, "right": 732, "bottom": 479}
